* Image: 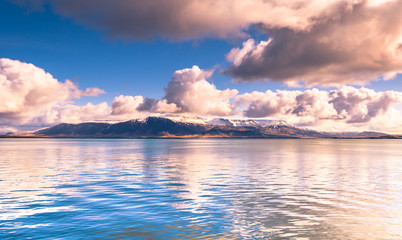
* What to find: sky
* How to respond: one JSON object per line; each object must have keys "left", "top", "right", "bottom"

{"left": 1, "top": 0, "right": 402, "bottom": 133}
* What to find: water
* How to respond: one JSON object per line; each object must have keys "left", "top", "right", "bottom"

{"left": 0, "top": 139, "right": 401, "bottom": 239}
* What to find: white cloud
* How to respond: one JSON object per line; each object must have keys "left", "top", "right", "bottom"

{"left": 226, "top": 39, "right": 270, "bottom": 66}
{"left": 163, "top": 66, "right": 238, "bottom": 116}
{"left": 0, "top": 58, "right": 105, "bottom": 128}
{"left": 111, "top": 95, "right": 144, "bottom": 115}
{"left": 237, "top": 86, "right": 402, "bottom": 131}
{"left": 155, "top": 99, "right": 179, "bottom": 113}
{"left": 29, "top": 102, "right": 112, "bottom": 126}
{"left": 1, "top": 59, "right": 402, "bottom": 134}
{"left": 111, "top": 66, "right": 238, "bottom": 116}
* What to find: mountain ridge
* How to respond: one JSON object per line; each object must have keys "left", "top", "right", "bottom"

{"left": 27, "top": 116, "right": 396, "bottom": 139}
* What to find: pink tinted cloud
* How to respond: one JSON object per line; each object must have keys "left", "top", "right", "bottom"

{"left": 0, "top": 58, "right": 105, "bottom": 126}
{"left": 225, "top": 1, "right": 402, "bottom": 86}
{"left": 237, "top": 86, "right": 402, "bottom": 127}
{"left": 1, "top": 59, "right": 402, "bottom": 133}
{"left": 10, "top": 0, "right": 344, "bottom": 40}
{"left": 12, "top": 0, "right": 402, "bottom": 86}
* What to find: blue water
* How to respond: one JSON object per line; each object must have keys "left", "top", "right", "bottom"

{"left": 0, "top": 138, "right": 401, "bottom": 239}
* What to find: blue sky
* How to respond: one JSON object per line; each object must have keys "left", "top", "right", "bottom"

{"left": 0, "top": 0, "right": 290, "bottom": 103}
{"left": 1, "top": 0, "right": 402, "bottom": 133}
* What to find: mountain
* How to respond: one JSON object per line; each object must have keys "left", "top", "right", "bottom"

{"left": 30, "top": 116, "right": 392, "bottom": 138}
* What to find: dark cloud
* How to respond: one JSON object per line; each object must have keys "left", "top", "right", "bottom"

{"left": 11, "top": 0, "right": 249, "bottom": 40}
{"left": 136, "top": 98, "right": 159, "bottom": 112}
{"left": 244, "top": 102, "right": 281, "bottom": 118}
{"left": 226, "top": 1, "right": 402, "bottom": 86}
{"left": 9, "top": 0, "right": 348, "bottom": 40}
{"left": 10, "top": 0, "right": 402, "bottom": 86}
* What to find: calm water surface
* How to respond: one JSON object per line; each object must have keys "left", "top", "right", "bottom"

{"left": 0, "top": 139, "right": 401, "bottom": 239}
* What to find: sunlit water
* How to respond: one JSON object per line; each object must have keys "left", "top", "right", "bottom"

{"left": 0, "top": 139, "right": 401, "bottom": 239}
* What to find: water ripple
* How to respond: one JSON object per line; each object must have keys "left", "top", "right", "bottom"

{"left": 0, "top": 138, "right": 401, "bottom": 239}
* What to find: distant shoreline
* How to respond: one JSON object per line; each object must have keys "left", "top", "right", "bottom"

{"left": 1, "top": 135, "right": 401, "bottom": 139}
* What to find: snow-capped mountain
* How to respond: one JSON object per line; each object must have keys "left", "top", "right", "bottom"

{"left": 27, "top": 116, "right": 391, "bottom": 138}
{"left": 163, "top": 115, "right": 293, "bottom": 128}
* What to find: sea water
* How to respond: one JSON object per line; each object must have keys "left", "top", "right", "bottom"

{"left": 0, "top": 138, "right": 401, "bottom": 239}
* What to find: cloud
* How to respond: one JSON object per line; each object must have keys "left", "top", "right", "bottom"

{"left": 226, "top": 1, "right": 402, "bottom": 86}
{"left": 110, "top": 66, "right": 237, "bottom": 116}
{"left": 136, "top": 98, "right": 159, "bottom": 112}
{"left": 110, "top": 95, "right": 179, "bottom": 116}
{"left": 0, "top": 59, "right": 236, "bottom": 131}
{"left": 111, "top": 95, "right": 144, "bottom": 115}
{"left": 109, "top": 65, "right": 402, "bottom": 132}
{"left": 10, "top": 0, "right": 352, "bottom": 40}
{"left": 12, "top": 1, "right": 402, "bottom": 86}
{"left": 163, "top": 66, "right": 238, "bottom": 116}
{"left": 329, "top": 86, "right": 402, "bottom": 123}
{"left": 1, "top": 59, "right": 402, "bottom": 133}
{"left": 237, "top": 86, "right": 402, "bottom": 129}
{"left": 154, "top": 99, "right": 180, "bottom": 113}
{"left": 0, "top": 58, "right": 105, "bottom": 128}
{"left": 0, "top": 126, "right": 18, "bottom": 135}
{"left": 80, "top": 87, "right": 106, "bottom": 97}
{"left": 134, "top": 98, "right": 179, "bottom": 113}
{"left": 28, "top": 102, "right": 112, "bottom": 126}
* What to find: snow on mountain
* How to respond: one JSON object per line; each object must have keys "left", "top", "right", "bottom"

{"left": 118, "top": 114, "right": 295, "bottom": 128}
{"left": 164, "top": 115, "right": 207, "bottom": 125}
{"left": 206, "top": 118, "right": 232, "bottom": 126}
{"left": 206, "top": 118, "right": 293, "bottom": 128}
{"left": 256, "top": 119, "right": 293, "bottom": 128}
